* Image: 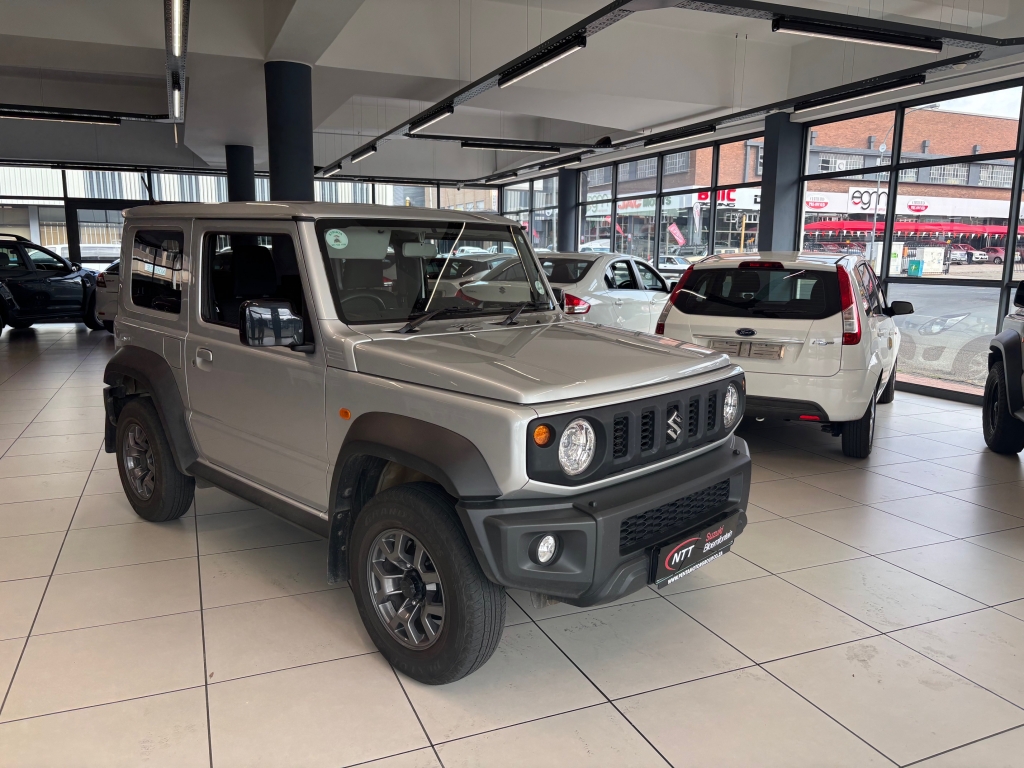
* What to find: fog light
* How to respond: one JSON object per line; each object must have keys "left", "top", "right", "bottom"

{"left": 534, "top": 534, "right": 559, "bottom": 565}
{"left": 723, "top": 383, "right": 740, "bottom": 428}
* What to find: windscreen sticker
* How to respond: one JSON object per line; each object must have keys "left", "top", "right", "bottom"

{"left": 325, "top": 229, "right": 348, "bottom": 250}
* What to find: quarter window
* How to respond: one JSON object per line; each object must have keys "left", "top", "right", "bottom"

{"left": 131, "top": 230, "right": 184, "bottom": 314}
{"left": 0, "top": 246, "right": 25, "bottom": 271}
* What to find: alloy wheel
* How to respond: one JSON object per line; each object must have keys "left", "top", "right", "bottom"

{"left": 367, "top": 529, "right": 445, "bottom": 649}
{"left": 122, "top": 423, "right": 156, "bottom": 500}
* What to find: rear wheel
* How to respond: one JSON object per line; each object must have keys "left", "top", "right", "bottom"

{"left": 350, "top": 482, "right": 505, "bottom": 685}
{"left": 983, "top": 362, "right": 1024, "bottom": 454}
{"left": 842, "top": 387, "right": 877, "bottom": 458}
{"left": 994, "top": 256, "right": 1004, "bottom": 265}
{"left": 116, "top": 398, "right": 194, "bottom": 521}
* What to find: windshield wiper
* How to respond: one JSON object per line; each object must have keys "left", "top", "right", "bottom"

{"left": 495, "top": 301, "right": 543, "bottom": 326}
{"left": 394, "top": 306, "right": 481, "bottom": 334}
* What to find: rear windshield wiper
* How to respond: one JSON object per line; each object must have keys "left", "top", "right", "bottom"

{"left": 495, "top": 301, "right": 545, "bottom": 326}
{"left": 394, "top": 306, "right": 481, "bottom": 334}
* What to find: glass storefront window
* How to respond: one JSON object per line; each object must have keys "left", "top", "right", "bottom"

{"left": 579, "top": 166, "right": 612, "bottom": 203}
{"left": 661, "top": 147, "right": 712, "bottom": 193}
{"left": 888, "top": 283, "right": 1000, "bottom": 391}
{"left": 65, "top": 170, "right": 148, "bottom": 200}
{"left": 531, "top": 208, "right": 557, "bottom": 252}
{"left": 374, "top": 184, "right": 438, "bottom": 208}
{"left": 255, "top": 177, "right": 270, "bottom": 202}
{"left": 0, "top": 166, "right": 63, "bottom": 198}
{"left": 806, "top": 112, "right": 896, "bottom": 175}
{"left": 316, "top": 180, "right": 372, "bottom": 204}
{"left": 659, "top": 193, "right": 710, "bottom": 261}
{"left": 580, "top": 202, "right": 612, "bottom": 252}
{"left": 440, "top": 187, "right": 498, "bottom": 211}
{"left": 902, "top": 86, "right": 1021, "bottom": 159}
{"left": 533, "top": 177, "right": 557, "bottom": 209}
{"left": 77, "top": 209, "right": 124, "bottom": 263}
{"left": 801, "top": 175, "right": 891, "bottom": 263}
{"left": 713, "top": 187, "right": 760, "bottom": 254}
{"left": 614, "top": 198, "right": 656, "bottom": 261}
{"left": 152, "top": 173, "right": 227, "bottom": 203}
{"left": 887, "top": 165, "right": 1011, "bottom": 280}
{"left": 0, "top": 204, "right": 67, "bottom": 252}
{"left": 503, "top": 181, "right": 531, "bottom": 213}
{"left": 617, "top": 158, "right": 657, "bottom": 197}
{"left": 717, "top": 137, "right": 764, "bottom": 187}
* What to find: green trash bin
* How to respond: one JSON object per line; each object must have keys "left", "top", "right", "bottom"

{"left": 907, "top": 259, "right": 923, "bottom": 277}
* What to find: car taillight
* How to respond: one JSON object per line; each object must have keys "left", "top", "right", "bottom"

{"left": 454, "top": 288, "right": 480, "bottom": 305}
{"left": 655, "top": 265, "right": 692, "bottom": 335}
{"left": 563, "top": 293, "right": 590, "bottom": 314}
{"left": 96, "top": 273, "right": 106, "bottom": 287}
{"left": 836, "top": 264, "right": 861, "bottom": 346}
{"left": 739, "top": 261, "right": 784, "bottom": 269}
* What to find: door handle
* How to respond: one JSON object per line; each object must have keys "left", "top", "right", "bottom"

{"left": 194, "top": 348, "right": 213, "bottom": 369}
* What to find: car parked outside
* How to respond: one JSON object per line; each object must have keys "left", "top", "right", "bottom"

{"left": 102, "top": 202, "right": 752, "bottom": 684}
{"left": 656, "top": 252, "right": 914, "bottom": 457}
{"left": 0, "top": 233, "right": 104, "bottom": 332}
{"left": 540, "top": 252, "right": 671, "bottom": 333}
{"left": 95, "top": 260, "right": 120, "bottom": 332}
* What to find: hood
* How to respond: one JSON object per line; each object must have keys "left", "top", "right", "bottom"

{"left": 352, "top": 320, "right": 730, "bottom": 404}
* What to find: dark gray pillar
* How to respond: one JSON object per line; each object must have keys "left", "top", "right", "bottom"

{"left": 225, "top": 145, "right": 256, "bottom": 202}
{"left": 758, "top": 112, "right": 804, "bottom": 252}
{"left": 264, "top": 61, "right": 314, "bottom": 202}
{"left": 556, "top": 167, "right": 578, "bottom": 252}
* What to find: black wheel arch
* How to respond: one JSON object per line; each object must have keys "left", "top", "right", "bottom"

{"left": 326, "top": 413, "right": 501, "bottom": 583}
{"left": 103, "top": 346, "right": 198, "bottom": 475}
{"left": 989, "top": 330, "right": 1024, "bottom": 416}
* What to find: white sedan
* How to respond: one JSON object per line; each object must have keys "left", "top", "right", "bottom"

{"left": 540, "top": 253, "right": 671, "bottom": 333}
{"left": 95, "top": 259, "right": 120, "bottom": 333}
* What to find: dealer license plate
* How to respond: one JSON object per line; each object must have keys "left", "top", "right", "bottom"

{"left": 652, "top": 513, "right": 741, "bottom": 588}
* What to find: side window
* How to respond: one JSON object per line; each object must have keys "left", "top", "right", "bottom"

{"left": 24, "top": 247, "right": 68, "bottom": 273}
{"left": 635, "top": 261, "right": 667, "bottom": 292}
{"left": 0, "top": 246, "right": 25, "bottom": 272}
{"left": 202, "top": 233, "right": 302, "bottom": 329}
{"left": 605, "top": 260, "right": 638, "bottom": 290}
{"left": 131, "top": 230, "right": 184, "bottom": 314}
{"left": 855, "top": 263, "right": 882, "bottom": 315}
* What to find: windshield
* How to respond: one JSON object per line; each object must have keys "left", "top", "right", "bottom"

{"left": 677, "top": 267, "right": 840, "bottom": 319}
{"left": 539, "top": 257, "right": 595, "bottom": 284}
{"left": 316, "top": 219, "right": 552, "bottom": 324}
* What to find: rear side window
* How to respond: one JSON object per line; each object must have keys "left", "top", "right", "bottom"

{"left": 677, "top": 267, "right": 840, "bottom": 319}
{"left": 131, "top": 230, "right": 184, "bottom": 314}
{"left": 540, "top": 258, "right": 594, "bottom": 283}
{"left": 0, "top": 246, "right": 25, "bottom": 272}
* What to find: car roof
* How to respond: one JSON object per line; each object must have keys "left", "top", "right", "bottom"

{"left": 124, "top": 202, "right": 515, "bottom": 226}
{"left": 537, "top": 252, "right": 598, "bottom": 262}
{"left": 695, "top": 251, "right": 847, "bottom": 269}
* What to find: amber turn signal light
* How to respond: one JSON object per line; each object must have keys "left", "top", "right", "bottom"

{"left": 533, "top": 424, "right": 553, "bottom": 446}
{"left": 339, "top": 408, "right": 352, "bottom": 420}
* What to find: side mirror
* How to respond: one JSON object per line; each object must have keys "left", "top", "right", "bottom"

{"left": 550, "top": 286, "right": 564, "bottom": 308}
{"left": 1014, "top": 282, "right": 1024, "bottom": 309}
{"left": 71, "top": 262, "right": 82, "bottom": 271}
{"left": 239, "top": 300, "right": 312, "bottom": 352}
{"left": 885, "top": 300, "right": 914, "bottom": 317}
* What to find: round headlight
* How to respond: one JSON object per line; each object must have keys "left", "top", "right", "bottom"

{"left": 723, "top": 383, "right": 740, "bottom": 428}
{"left": 558, "top": 418, "right": 596, "bottom": 476}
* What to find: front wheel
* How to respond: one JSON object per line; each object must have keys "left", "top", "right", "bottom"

{"left": 350, "top": 482, "right": 505, "bottom": 684}
{"left": 116, "top": 398, "right": 194, "bottom": 521}
{"left": 994, "top": 257, "right": 1004, "bottom": 265}
{"left": 842, "top": 388, "right": 877, "bottom": 458}
{"left": 983, "top": 362, "right": 1024, "bottom": 454}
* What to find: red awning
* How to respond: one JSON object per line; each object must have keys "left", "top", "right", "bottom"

{"left": 803, "top": 219, "right": 1007, "bottom": 236}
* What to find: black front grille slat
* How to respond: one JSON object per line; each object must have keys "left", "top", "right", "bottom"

{"left": 687, "top": 398, "right": 699, "bottom": 437}
{"left": 612, "top": 416, "right": 628, "bottom": 458}
{"left": 707, "top": 392, "right": 717, "bottom": 432}
{"left": 640, "top": 409, "right": 655, "bottom": 452}
{"left": 619, "top": 479, "right": 732, "bottom": 553}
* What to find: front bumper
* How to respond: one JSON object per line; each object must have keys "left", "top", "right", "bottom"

{"left": 457, "top": 436, "right": 751, "bottom": 607}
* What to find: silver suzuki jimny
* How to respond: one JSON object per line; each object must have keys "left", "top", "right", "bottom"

{"left": 102, "top": 203, "right": 751, "bottom": 683}
{"left": 984, "top": 282, "right": 1024, "bottom": 454}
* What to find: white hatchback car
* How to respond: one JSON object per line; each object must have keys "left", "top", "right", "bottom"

{"left": 539, "top": 253, "right": 672, "bottom": 333}
{"left": 657, "top": 252, "right": 914, "bottom": 457}
{"left": 95, "top": 259, "right": 120, "bottom": 333}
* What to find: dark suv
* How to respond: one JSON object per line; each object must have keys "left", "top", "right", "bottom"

{"left": 0, "top": 234, "right": 104, "bottom": 332}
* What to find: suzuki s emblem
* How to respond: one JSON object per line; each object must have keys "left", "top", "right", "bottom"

{"left": 735, "top": 328, "right": 756, "bottom": 337}
{"left": 666, "top": 410, "right": 684, "bottom": 441}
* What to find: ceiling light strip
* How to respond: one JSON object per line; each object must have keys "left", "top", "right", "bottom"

{"left": 498, "top": 36, "right": 587, "bottom": 89}
{"left": 793, "top": 74, "right": 927, "bottom": 113}
{"left": 408, "top": 105, "right": 455, "bottom": 135}
{"left": 351, "top": 145, "right": 377, "bottom": 163}
{"left": 462, "top": 140, "right": 562, "bottom": 153}
{"left": 772, "top": 17, "right": 943, "bottom": 53}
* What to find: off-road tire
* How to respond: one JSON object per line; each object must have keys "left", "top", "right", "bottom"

{"left": 878, "top": 361, "right": 897, "bottom": 404}
{"left": 350, "top": 482, "right": 505, "bottom": 685}
{"left": 83, "top": 294, "right": 105, "bottom": 330}
{"left": 842, "top": 386, "right": 877, "bottom": 458}
{"left": 116, "top": 397, "right": 194, "bottom": 521}
{"left": 9, "top": 320, "right": 32, "bottom": 330}
{"left": 983, "top": 362, "right": 1024, "bottom": 454}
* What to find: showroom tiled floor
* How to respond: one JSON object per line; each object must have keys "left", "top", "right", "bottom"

{"left": 2, "top": 324, "right": 1024, "bottom": 766}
